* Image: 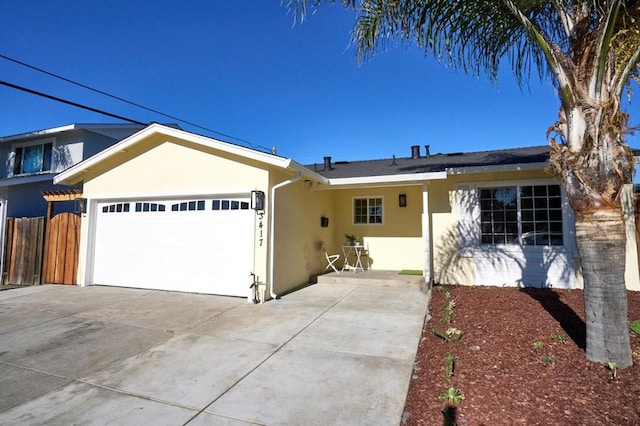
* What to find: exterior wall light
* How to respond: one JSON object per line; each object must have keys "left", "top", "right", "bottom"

{"left": 399, "top": 193, "right": 407, "bottom": 208}
{"left": 76, "top": 198, "right": 88, "bottom": 214}
{"left": 251, "top": 190, "right": 265, "bottom": 211}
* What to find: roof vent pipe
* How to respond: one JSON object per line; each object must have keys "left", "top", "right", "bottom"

{"left": 323, "top": 156, "right": 332, "bottom": 171}
{"left": 411, "top": 145, "right": 420, "bottom": 159}
{"left": 425, "top": 145, "right": 431, "bottom": 158}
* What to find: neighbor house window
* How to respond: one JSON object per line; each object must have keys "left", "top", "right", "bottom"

{"left": 13, "top": 141, "right": 53, "bottom": 175}
{"left": 479, "top": 184, "right": 563, "bottom": 246}
{"left": 354, "top": 197, "right": 383, "bottom": 224}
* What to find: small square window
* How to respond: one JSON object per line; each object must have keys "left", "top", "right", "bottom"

{"left": 353, "top": 197, "right": 383, "bottom": 224}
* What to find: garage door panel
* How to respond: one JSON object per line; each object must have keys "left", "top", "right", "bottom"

{"left": 92, "top": 198, "right": 254, "bottom": 296}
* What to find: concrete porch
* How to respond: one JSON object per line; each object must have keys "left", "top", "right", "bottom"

{"left": 316, "top": 269, "right": 426, "bottom": 289}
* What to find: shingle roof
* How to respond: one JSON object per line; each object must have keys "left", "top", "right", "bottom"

{"left": 305, "top": 145, "right": 551, "bottom": 179}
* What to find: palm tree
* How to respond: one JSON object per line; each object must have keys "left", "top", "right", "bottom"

{"left": 290, "top": 0, "right": 639, "bottom": 368}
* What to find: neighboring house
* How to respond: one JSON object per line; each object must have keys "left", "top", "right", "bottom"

{"left": 54, "top": 123, "right": 640, "bottom": 300}
{"left": 0, "top": 123, "right": 153, "bottom": 277}
{"left": 0, "top": 123, "right": 150, "bottom": 218}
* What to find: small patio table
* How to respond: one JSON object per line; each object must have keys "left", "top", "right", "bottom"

{"left": 341, "top": 244, "right": 366, "bottom": 272}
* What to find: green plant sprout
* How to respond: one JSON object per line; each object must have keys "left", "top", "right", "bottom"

{"left": 608, "top": 362, "right": 617, "bottom": 381}
{"left": 551, "top": 333, "right": 567, "bottom": 344}
{"left": 543, "top": 355, "right": 556, "bottom": 363}
{"left": 444, "top": 353, "right": 456, "bottom": 382}
{"left": 630, "top": 320, "right": 640, "bottom": 336}
{"left": 439, "top": 387, "right": 465, "bottom": 405}
{"left": 533, "top": 341, "right": 544, "bottom": 349}
{"left": 432, "top": 326, "right": 464, "bottom": 343}
{"left": 441, "top": 287, "right": 455, "bottom": 324}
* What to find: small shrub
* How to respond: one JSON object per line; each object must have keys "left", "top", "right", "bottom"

{"left": 608, "top": 362, "right": 617, "bottom": 381}
{"left": 444, "top": 353, "right": 456, "bottom": 382}
{"left": 551, "top": 333, "right": 567, "bottom": 344}
{"left": 432, "top": 326, "right": 464, "bottom": 343}
{"left": 440, "top": 287, "right": 455, "bottom": 324}
{"left": 439, "top": 387, "right": 465, "bottom": 405}
{"left": 630, "top": 320, "right": 640, "bottom": 336}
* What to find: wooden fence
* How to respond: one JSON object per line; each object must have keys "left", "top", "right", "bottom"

{"left": 42, "top": 212, "right": 80, "bottom": 285}
{"left": 2, "top": 217, "right": 45, "bottom": 285}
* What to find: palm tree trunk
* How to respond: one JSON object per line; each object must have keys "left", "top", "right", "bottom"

{"left": 574, "top": 209, "right": 632, "bottom": 368}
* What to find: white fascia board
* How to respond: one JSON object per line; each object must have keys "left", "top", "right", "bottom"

{"left": 287, "top": 161, "right": 329, "bottom": 184}
{"left": 55, "top": 124, "right": 292, "bottom": 185}
{"left": 0, "top": 174, "right": 55, "bottom": 187}
{"left": 446, "top": 162, "right": 547, "bottom": 175}
{"left": 327, "top": 171, "right": 447, "bottom": 187}
{"left": 0, "top": 124, "right": 77, "bottom": 143}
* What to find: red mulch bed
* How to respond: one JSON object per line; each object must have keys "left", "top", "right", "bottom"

{"left": 403, "top": 286, "right": 640, "bottom": 425}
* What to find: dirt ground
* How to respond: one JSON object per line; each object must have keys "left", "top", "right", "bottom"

{"left": 402, "top": 285, "right": 640, "bottom": 425}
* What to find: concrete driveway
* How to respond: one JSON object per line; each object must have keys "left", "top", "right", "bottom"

{"left": 0, "top": 282, "right": 429, "bottom": 425}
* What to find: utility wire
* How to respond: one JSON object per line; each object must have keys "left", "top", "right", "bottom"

{"left": 0, "top": 53, "right": 270, "bottom": 151}
{"left": 0, "top": 80, "right": 147, "bottom": 125}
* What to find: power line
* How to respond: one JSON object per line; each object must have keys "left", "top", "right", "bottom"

{"left": 0, "top": 53, "right": 270, "bottom": 151}
{"left": 0, "top": 80, "right": 147, "bottom": 125}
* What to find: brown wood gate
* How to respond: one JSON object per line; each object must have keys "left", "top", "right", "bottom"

{"left": 42, "top": 212, "right": 80, "bottom": 285}
{"left": 2, "top": 217, "right": 45, "bottom": 285}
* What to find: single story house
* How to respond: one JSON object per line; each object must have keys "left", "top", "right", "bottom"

{"left": 54, "top": 123, "right": 640, "bottom": 299}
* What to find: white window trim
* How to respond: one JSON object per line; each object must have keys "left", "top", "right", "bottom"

{"left": 10, "top": 137, "right": 56, "bottom": 177}
{"left": 352, "top": 195, "right": 384, "bottom": 226}
{"left": 457, "top": 179, "right": 575, "bottom": 255}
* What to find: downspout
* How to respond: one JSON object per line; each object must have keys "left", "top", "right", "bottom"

{"left": 269, "top": 171, "right": 301, "bottom": 300}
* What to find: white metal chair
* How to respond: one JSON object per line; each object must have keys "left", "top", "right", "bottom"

{"left": 322, "top": 241, "right": 341, "bottom": 274}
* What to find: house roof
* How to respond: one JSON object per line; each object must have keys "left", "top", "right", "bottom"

{"left": 0, "top": 123, "right": 150, "bottom": 143}
{"left": 54, "top": 123, "right": 325, "bottom": 185}
{"left": 306, "top": 145, "right": 551, "bottom": 180}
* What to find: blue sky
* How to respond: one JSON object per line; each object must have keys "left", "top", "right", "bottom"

{"left": 0, "top": 1, "right": 637, "bottom": 164}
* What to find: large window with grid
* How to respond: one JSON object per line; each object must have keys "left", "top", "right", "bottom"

{"left": 353, "top": 197, "right": 383, "bottom": 224}
{"left": 479, "top": 184, "right": 563, "bottom": 246}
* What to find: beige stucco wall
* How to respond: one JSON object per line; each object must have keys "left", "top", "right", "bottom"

{"left": 332, "top": 185, "right": 424, "bottom": 270}
{"left": 82, "top": 136, "right": 270, "bottom": 195}
{"left": 76, "top": 136, "right": 273, "bottom": 293}
{"left": 271, "top": 172, "right": 336, "bottom": 295}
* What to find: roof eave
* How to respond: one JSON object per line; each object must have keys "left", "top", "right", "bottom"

{"left": 287, "top": 161, "right": 330, "bottom": 184}
{"left": 446, "top": 162, "right": 548, "bottom": 175}
{"left": 327, "top": 171, "right": 448, "bottom": 187}
{"left": 55, "top": 124, "right": 293, "bottom": 185}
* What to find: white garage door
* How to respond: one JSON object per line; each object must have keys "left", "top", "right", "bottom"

{"left": 92, "top": 197, "right": 254, "bottom": 296}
